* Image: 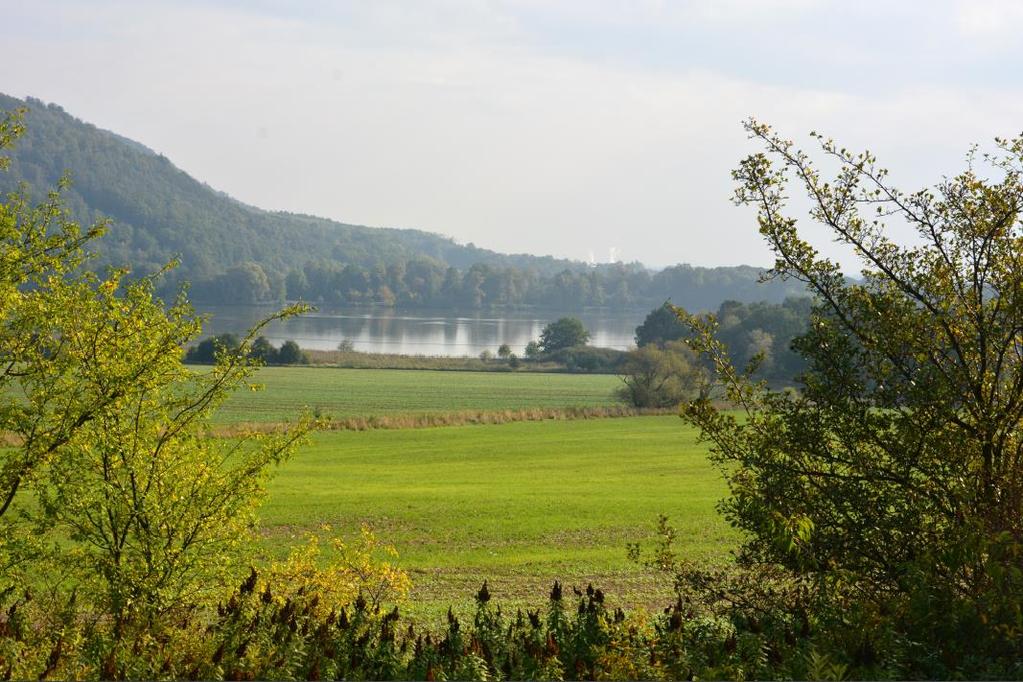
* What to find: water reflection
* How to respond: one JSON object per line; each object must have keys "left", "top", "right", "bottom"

{"left": 198, "top": 305, "right": 641, "bottom": 357}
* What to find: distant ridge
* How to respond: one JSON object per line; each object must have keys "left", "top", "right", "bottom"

{"left": 0, "top": 94, "right": 577, "bottom": 276}
{"left": 0, "top": 93, "right": 807, "bottom": 310}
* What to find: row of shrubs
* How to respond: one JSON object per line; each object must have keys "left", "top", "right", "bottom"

{"left": 189, "top": 336, "right": 628, "bottom": 374}
{"left": 542, "top": 345, "right": 627, "bottom": 373}
{"left": 11, "top": 532, "right": 1011, "bottom": 682}
{"left": 15, "top": 567, "right": 1002, "bottom": 681}
{"left": 0, "top": 568, "right": 845, "bottom": 681}
{"left": 185, "top": 333, "right": 309, "bottom": 365}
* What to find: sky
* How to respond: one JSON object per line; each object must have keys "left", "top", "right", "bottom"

{"left": 2, "top": 0, "right": 1023, "bottom": 269}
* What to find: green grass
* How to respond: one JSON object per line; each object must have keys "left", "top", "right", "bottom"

{"left": 205, "top": 366, "right": 732, "bottom": 620}
{"left": 213, "top": 366, "right": 623, "bottom": 424}
{"left": 258, "top": 416, "right": 734, "bottom": 622}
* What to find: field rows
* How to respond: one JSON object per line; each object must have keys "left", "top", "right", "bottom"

{"left": 259, "top": 416, "right": 732, "bottom": 620}
{"left": 206, "top": 365, "right": 731, "bottom": 621}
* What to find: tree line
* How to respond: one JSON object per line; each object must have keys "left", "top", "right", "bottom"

{"left": 185, "top": 334, "right": 309, "bottom": 365}
{"left": 0, "top": 93, "right": 806, "bottom": 311}
{"left": 243, "top": 258, "right": 807, "bottom": 312}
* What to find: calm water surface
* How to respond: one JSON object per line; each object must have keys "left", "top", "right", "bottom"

{"left": 199, "top": 305, "right": 643, "bottom": 356}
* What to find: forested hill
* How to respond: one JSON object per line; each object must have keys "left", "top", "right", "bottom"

{"left": 0, "top": 93, "right": 807, "bottom": 310}
{"left": 0, "top": 95, "right": 575, "bottom": 293}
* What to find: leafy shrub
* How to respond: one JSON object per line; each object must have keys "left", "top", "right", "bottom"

{"left": 276, "top": 339, "right": 308, "bottom": 365}
{"left": 617, "top": 341, "right": 705, "bottom": 407}
{"left": 0, "top": 575, "right": 809, "bottom": 680}
{"left": 546, "top": 345, "right": 627, "bottom": 373}
{"left": 248, "top": 335, "right": 278, "bottom": 363}
{"left": 184, "top": 332, "right": 240, "bottom": 363}
{"left": 187, "top": 336, "right": 309, "bottom": 365}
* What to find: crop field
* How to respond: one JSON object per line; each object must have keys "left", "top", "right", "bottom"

{"left": 211, "top": 366, "right": 623, "bottom": 424}
{"left": 257, "top": 416, "right": 733, "bottom": 622}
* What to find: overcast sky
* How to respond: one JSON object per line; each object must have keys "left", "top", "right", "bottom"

{"left": 3, "top": 0, "right": 1023, "bottom": 269}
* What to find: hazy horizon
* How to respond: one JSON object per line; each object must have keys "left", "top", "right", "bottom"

{"left": 3, "top": 1, "right": 1023, "bottom": 270}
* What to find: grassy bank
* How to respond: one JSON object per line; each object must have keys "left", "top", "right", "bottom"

{"left": 304, "top": 349, "right": 566, "bottom": 372}
{"left": 301, "top": 347, "right": 628, "bottom": 374}
{"left": 258, "top": 416, "right": 731, "bottom": 623}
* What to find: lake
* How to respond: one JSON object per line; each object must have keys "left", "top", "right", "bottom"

{"left": 198, "top": 305, "right": 643, "bottom": 357}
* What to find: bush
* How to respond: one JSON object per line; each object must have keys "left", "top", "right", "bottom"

{"left": 546, "top": 345, "right": 627, "bottom": 373}
{"left": 617, "top": 341, "right": 705, "bottom": 407}
{"left": 184, "top": 332, "right": 240, "bottom": 363}
{"left": 276, "top": 339, "right": 309, "bottom": 365}
{"left": 191, "top": 336, "right": 310, "bottom": 365}
{"left": 0, "top": 575, "right": 819, "bottom": 681}
{"left": 249, "top": 335, "right": 278, "bottom": 364}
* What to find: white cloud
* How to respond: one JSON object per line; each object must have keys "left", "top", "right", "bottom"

{"left": 956, "top": 0, "right": 1023, "bottom": 38}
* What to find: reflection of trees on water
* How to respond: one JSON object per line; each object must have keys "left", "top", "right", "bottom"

{"left": 197, "top": 305, "right": 639, "bottom": 356}
{"left": 442, "top": 320, "right": 459, "bottom": 346}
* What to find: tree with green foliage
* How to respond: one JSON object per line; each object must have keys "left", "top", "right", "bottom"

{"left": 248, "top": 334, "right": 278, "bottom": 363}
{"left": 538, "top": 317, "right": 590, "bottom": 353}
{"left": 497, "top": 343, "right": 512, "bottom": 359}
{"left": 677, "top": 119, "right": 1023, "bottom": 676}
{"left": 0, "top": 108, "right": 313, "bottom": 665}
{"left": 711, "top": 297, "right": 811, "bottom": 384}
{"left": 634, "top": 302, "right": 687, "bottom": 347}
{"left": 617, "top": 341, "right": 705, "bottom": 408}
{"left": 184, "top": 332, "right": 240, "bottom": 363}
{"left": 276, "top": 339, "right": 308, "bottom": 365}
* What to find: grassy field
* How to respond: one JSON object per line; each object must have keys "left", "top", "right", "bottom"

{"left": 213, "top": 366, "right": 623, "bottom": 424}
{"left": 258, "top": 416, "right": 733, "bottom": 622}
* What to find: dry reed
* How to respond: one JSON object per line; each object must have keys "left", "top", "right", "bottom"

{"left": 210, "top": 405, "right": 676, "bottom": 437}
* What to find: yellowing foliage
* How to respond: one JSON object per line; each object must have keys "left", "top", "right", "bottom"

{"left": 265, "top": 526, "right": 411, "bottom": 616}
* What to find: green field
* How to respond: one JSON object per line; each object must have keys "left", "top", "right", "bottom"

{"left": 259, "top": 416, "right": 733, "bottom": 620}
{"left": 213, "top": 366, "right": 623, "bottom": 424}
{"left": 206, "top": 366, "right": 733, "bottom": 620}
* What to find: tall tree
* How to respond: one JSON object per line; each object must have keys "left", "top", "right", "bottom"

{"left": 538, "top": 317, "right": 590, "bottom": 353}
{"left": 0, "top": 109, "right": 312, "bottom": 646}
{"left": 679, "top": 120, "right": 1023, "bottom": 670}
{"left": 635, "top": 302, "right": 687, "bottom": 347}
